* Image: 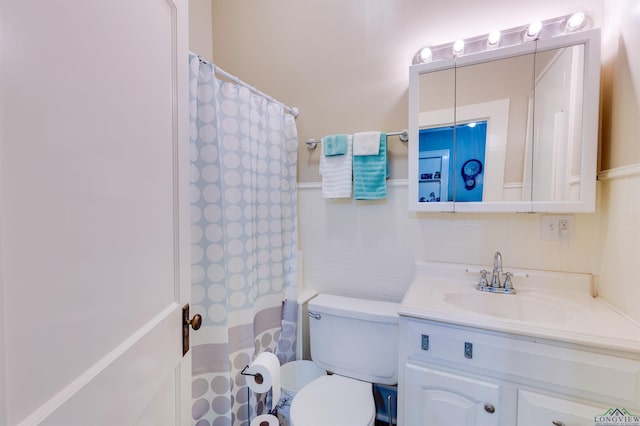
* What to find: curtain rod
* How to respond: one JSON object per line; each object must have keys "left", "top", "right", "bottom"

{"left": 305, "top": 130, "right": 408, "bottom": 150}
{"left": 197, "top": 56, "right": 299, "bottom": 118}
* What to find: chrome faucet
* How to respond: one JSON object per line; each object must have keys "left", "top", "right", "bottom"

{"left": 475, "top": 251, "right": 517, "bottom": 294}
{"left": 491, "top": 251, "right": 503, "bottom": 288}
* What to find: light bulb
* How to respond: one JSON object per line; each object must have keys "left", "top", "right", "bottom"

{"left": 453, "top": 39, "right": 465, "bottom": 55}
{"left": 487, "top": 31, "right": 501, "bottom": 46}
{"left": 527, "top": 21, "right": 543, "bottom": 38}
{"left": 419, "top": 47, "right": 432, "bottom": 63}
{"left": 566, "top": 12, "right": 586, "bottom": 31}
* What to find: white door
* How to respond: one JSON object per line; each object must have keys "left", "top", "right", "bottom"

{"left": 0, "top": 1, "right": 191, "bottom": 425}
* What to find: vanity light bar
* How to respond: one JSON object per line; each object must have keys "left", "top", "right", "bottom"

{"left": 412, "top": 12, "right": 591, "bottom": 64}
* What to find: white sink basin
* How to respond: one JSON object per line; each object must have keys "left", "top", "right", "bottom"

{"left": 399, "top": 261, "right": 640, "bottom": 353}
{"left": 443, "top": 291, "right": 570, "bottom": 323}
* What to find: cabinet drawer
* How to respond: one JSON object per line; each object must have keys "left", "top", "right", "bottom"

{"left": 402, "top": 318, "right": 640, "bottom": 403}
{"left": 517, "top": 390, "right": 607, "bottom": 426}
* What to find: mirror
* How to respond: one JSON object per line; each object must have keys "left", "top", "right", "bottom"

{"left": 408, "top": 29, "right": 600, "bottom": 212}
{"left": 416, "top": 66, "right": 455, "bottom": 208}
{"left": 530, "top": 45, "right": 585, "bottom": 204}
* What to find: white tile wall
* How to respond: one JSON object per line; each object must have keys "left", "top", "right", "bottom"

{"left": 596, "top": 167, "right": 640, "bottom": 322}
{"left": 298, "top": 181, "right": 597, "bottom": 302}
{"left": 595, "top": 0, "right": 640, "bottom": 322}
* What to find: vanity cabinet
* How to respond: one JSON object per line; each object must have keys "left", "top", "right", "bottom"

{"left": 398, "top": 318, "right": 640, "bottom": 426}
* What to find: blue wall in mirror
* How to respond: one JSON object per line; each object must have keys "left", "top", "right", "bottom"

{"left": 419, "top": 121, "right": 487, "bottom": 202}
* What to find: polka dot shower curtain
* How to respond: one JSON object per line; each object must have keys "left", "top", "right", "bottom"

{"left": 188, "top": 54, "right": 298, "bottom": 426}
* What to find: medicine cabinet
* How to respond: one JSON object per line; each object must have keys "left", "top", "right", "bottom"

{"left": 408, "top": 29, "right": 600, "bottom": 212}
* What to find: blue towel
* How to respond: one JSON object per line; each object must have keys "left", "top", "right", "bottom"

{"left": 353, "top": 133, "right": 388, "bottom": 200}
{"left": 322, "top": 134, "right": 349, "bottom": 156}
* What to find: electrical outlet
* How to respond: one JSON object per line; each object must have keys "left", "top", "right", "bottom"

{"left": 540, "top": 215, "right": 574, "bottom": 241}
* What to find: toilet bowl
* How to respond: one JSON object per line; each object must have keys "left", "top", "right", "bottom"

{"left": 288, "top": 294, "right": 399, "bottom": 426}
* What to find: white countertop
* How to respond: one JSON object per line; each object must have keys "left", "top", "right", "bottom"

{"left": 400, "top": 260, "right": 640, "bottom": 354}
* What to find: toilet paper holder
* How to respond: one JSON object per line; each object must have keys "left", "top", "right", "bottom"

{"left": 241, "top": 365, "right": 264, "bottom": 385}
{"left": 241, "top": 364, "right": 279, "bottom": 424}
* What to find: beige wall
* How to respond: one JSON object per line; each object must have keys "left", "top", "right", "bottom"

{"left": 200, "top": 1, "right": 640, "bottom": 319}
{"left": 211, "top": 0, "right": 603, "bottom": 182}
{"left": 596, "top": 0, "right": 640, "bottom": 322}
{"left": 600, "top": 0, "right": 640, "bottom": 170}
{"left": 189, "top": 0, "right": 213, "bottom": 61}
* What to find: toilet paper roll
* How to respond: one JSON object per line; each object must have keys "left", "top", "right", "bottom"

{"left": 245, "top": 352, "right": 281, "bottom": 404}
{"left": 250, "top": 414, "right": 279, "bottom": 426}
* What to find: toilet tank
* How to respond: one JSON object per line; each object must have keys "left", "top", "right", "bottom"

{"left": 307, "top": 294, "right": 399, "bottom": 385}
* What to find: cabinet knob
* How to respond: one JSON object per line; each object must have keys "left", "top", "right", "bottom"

{"left": 552, "top": 421, "right": 565, "bottom": 426}
{"left": 484, "top": 404, "right": 495, "bottom": 414}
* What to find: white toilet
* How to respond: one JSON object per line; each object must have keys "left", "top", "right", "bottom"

{"left": 290, "top": 294, "right": 399, "bottom": 426}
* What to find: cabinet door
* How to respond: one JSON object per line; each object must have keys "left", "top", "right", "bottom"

{"left": 404, "top": 363, "right": 501, "bottom": 426}
{"left": 518, "top": 390, "right": 606, "bottom": 426}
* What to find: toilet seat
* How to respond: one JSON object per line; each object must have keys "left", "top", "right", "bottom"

{"left": 289, "top": 374, "right": 375, "bottom": 426}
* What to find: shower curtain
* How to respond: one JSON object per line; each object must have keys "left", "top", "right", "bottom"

{"left": 188, "top": 54, "right": 299, "bottom": 426}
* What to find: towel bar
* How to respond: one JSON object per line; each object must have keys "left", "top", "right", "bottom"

{"left": 306, "top": 129, "right": 408, "bottom": 150}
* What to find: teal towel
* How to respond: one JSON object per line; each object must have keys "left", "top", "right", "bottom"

{"left": 322, "top": 134, "right": 349, "bottom": 156}
{"left": 353, "top": 133, "right": 388, "bottom": 200}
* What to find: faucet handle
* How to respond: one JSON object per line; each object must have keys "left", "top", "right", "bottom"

{"left": 503, "top": 272, "right": 514, "bottom": 289}
{"left": 479, "top": 269, "right": 489, "bottom": 286}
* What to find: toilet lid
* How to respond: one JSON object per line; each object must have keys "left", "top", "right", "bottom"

{"left": 290, "top": 375, "right": 375, "bottom": 426}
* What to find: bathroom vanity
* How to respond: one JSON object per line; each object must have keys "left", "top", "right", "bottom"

{"left": 397, "top": 261, "right": 640, "bottom": 426}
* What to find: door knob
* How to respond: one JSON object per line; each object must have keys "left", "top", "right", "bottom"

{"left": 484, "top": 404, "right": 495, "bottom": 414}
{"left": 187, "top": 313, "right": 202, "bottom": 330}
